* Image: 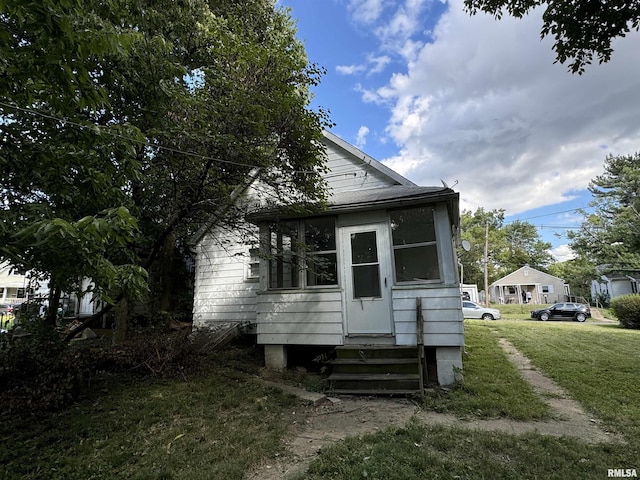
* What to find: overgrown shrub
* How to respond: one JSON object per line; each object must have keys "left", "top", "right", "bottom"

{"left": 0, "top": 325, "right": 199, "bottom": 413}
{"left": 610, "top": 294, "right": 640, "bottom": 329}
{"left": 0, "top": 322, "right": 96, "bottom": 412}
{"left": 106, "top": 329, "right": 200, "bottom": 376}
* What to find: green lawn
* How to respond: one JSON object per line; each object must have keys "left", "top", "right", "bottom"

{"left": 1, "top": 322, "right": 638, "bottom": 480}
{"left": 302, "top": 321, "right": 640, "bottom": 479}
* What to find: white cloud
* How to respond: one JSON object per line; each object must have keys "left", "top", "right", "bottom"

{"left": 355, "top": 125, "right": 370, "bottom": 149}
{"left": 348, "top": 0, "right": 384, "bottom": 24}
{"left": 367, "top": 54, "right": 391, "bottom": 74}
{"left": 374, "top": 0, "right": 640, "bottom": 215}
{"left": 550, "top": 244, "right": 576, "bottom": 263}
{"left": 336, "top": 64, "right": 367, "bottom": 75}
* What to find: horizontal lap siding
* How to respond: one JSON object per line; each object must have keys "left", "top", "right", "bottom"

{"left": 392, "top": 287, "right": 464, "bottom": 347}
{"left": 325, "top": 150, "right": 394, "bottom": 194}
{"left": 257, "top": 290, "right": 344, "bottom": 345}
{"left": 193, "top": 233, "right": 258, "bottom": 328}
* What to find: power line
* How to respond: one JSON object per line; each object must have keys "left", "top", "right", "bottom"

{"left": 0, "top": 100, "right": 321, "bottom": 173}
{"left": 506, "top": 206, "right": 594, "bottom": 223}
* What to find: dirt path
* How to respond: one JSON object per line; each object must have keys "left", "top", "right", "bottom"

{"left": 244, "top": 340, "right": 622, "bottom": 480}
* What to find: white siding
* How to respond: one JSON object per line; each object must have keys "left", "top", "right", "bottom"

{"left": 192, "top": 229, "right": 259, "bottom": 328}
{"left": 392, "top": 286, "right": 464, "bottom": 347}
{"left": 324, "top": 149, "right": 396, "bottom": 194}
{"left": 256, "top": 289, "right": 344, "bottom": 345}
{"left": 610, "top": 278, "right": 633, "bottom": 298}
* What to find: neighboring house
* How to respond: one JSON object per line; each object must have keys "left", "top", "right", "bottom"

{"left": 591, "top": 271, "right": 640, "bottom": 302}
{"left": 191, "top": 131, "right": 464, "bottom": 386}
{"left": 490, "top": 264, "right": 568, "bottom": 304}
{"left": 0, "top": 262, "right": 42, "bottom": 304}
{"left": 0, "top": 261, "right": 97, "bottom": 317}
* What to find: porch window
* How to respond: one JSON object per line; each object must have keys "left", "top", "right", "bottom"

{"left": 305, "top": 217, "right": 337, "bottom": 286}
{"left": 390, "top": 207, "right": 440, "bottom": 282}
{"left": 268, "top": 222, "right": 299, "bottom": 289}
{"left": 267, "top": 217, "right": 337, "bottom": 289}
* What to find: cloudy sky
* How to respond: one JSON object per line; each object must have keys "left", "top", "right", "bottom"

{"left": 281, "top": 0, "right": 640, "bottom": 261}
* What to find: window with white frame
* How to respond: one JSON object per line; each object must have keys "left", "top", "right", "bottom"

{"left": 390, "top": 206, "right": 440, "bottom": 282}
{"left": 268, "top": 221, "right": 299, "bottom": 289}
{"left": 267, "top": 217, "right": 338, "bottom": 289}
{"left": 247, "top": 248, "right": 260, "bottom": 280}
{"left": 304, "top": 217, "right": 337, "bottom": 286}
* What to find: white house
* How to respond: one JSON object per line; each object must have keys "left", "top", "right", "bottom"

{"left": 191, "top": 131, "right": 464, "bottom": 388}
{"left": 490, "top": 264, "right": 569, "bottom": 304}
{"left": 0, "top": 262, "right": 27, "bottom": 304}
{"left": 591, "top": 272, "right": 640, "bottom": 303}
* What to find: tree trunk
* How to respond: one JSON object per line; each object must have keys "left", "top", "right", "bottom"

{"left": 45, "top": 284, "right": 62, "bottom": 327}
{"left": 113, "top": 297, "right": 128, "bottom": 345}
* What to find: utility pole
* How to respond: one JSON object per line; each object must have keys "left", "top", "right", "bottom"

{"left": 484, "top": 222, "right": 490, "bottom": 307}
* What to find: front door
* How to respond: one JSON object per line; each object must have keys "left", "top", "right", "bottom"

{"left": 341, "top": 224, "right": 393, "bottom": 335}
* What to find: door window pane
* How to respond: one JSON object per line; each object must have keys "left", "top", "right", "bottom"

{"left": 352, "top": 265, "right": 381, "bottom": 298}
{"left": 351, "top": 232, "right": 378, "bottom": 264}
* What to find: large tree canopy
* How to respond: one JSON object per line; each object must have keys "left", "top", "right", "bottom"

{"left": 459, "top": 208, "right": 553, "bottom": 288}
{"left": 464, "top": 0, "right": 640, "bottom": 73}
{"left": 1, "top": 0, "right": 331, "bottom": 326}
{"left": 569, "top": 152, "right": 640, "bottom": 270}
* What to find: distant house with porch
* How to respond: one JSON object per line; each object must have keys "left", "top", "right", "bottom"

{"left": 489, "top": 264, "right": 568, "bottom": 304}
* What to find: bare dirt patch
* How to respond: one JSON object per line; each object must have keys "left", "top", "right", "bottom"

{"left": 244, "top": 340, "right": 622, "bottom": 480}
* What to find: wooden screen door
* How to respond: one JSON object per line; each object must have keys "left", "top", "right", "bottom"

{"left": 341, "top": 224, "right": 393, "bottom": 335}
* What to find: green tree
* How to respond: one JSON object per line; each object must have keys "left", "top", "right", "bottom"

{"left": 0, "top": 0, "right": 145, "bottom": 325}
{"left": 569, "top": 152, "right": 640, "bottom": 270}
{"left": 464, "top": 0, "right": 640, "bottom": 74}
{"left": 1, "top": 0, "right": 331, "bottom": 335}
{"left": 548, "top": 256, "right": 597, "bottom": 300}
{"left": 498, "top": 221, "right": 553, "bottom": 274}
{"left": 459, "top": 208, "right": 553, "bottom": 289}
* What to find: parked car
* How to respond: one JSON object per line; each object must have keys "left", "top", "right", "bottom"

{"left": 462, "top": 301, "right": 501, "bottom": 320}
{"left": 530, "top": 303, "right": 591, "bottom": 322}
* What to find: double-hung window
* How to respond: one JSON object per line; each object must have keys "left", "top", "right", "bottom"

{"left": 268, "top": 217, "right": 337, "bottom": 289}
{"left": 390, "top": 207, "right": 440, "bottom": 282}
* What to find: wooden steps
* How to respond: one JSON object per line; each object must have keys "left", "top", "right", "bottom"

{"left": 326, "top": 346, "right": 426, "bottom": 395}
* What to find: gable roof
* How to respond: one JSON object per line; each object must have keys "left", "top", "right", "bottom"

{"left": 321, "top": 130, "right": 415, "bottom": 187}
{"left": 191, "top": 131, "right": 454, "bottom": 245}
{"left": 490, "top": 265, "right": 564, "bottom": 286}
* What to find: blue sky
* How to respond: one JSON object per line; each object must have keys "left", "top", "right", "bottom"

{"left": 280, "top": 0, "right": 640, "bottom": 262}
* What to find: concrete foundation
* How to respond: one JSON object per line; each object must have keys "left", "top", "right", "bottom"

{"left": 436, "top": 346, "right": 463, "bottom": 386}
{"left": 264, "top": 344, "right": 288, "bottom": 371}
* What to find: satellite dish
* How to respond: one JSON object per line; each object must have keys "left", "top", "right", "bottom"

{"left": 461, "top": 240, "right": 471, "bottom": 252}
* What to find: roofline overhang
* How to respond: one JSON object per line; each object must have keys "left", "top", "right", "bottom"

{"left": 247, "top": 189, "right": 459, "bottom": 224}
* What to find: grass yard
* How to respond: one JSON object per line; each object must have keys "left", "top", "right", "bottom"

{"left": 301, "top": 321, "right": 640, "bottom": 480}
{"left": 1, "top": 321, "right": 638, "bottom": 480}
{"left": 0, "top": 347, "right": 303, "bottom": 480}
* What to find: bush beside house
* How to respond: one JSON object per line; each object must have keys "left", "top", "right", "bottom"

{"left": 610, "top": 294, "right": 640, "bottom": 329}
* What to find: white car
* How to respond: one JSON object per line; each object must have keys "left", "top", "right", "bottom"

{"left": 462, "top": 301, "right": 501, "bottom": 320}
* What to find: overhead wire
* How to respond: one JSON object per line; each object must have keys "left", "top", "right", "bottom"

{"left": 0, "top": 100, "right": 321, "bottom": 174}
